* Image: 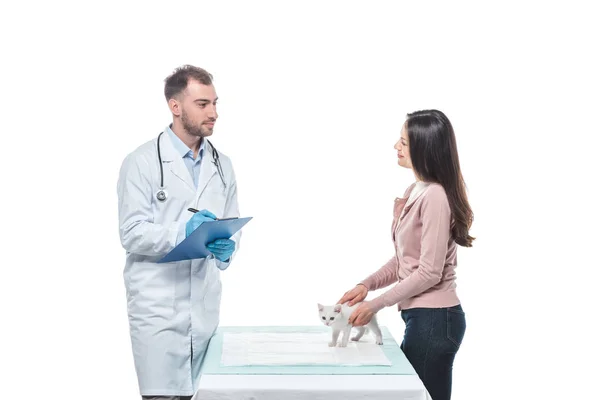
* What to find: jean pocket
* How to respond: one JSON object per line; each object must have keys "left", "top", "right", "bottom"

{"left": 446, "top": 307, "right": 466, "bottom": 349}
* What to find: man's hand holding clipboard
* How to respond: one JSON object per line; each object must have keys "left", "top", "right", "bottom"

{"left": 157, "top": 208, "right": 252, "bottom": 263}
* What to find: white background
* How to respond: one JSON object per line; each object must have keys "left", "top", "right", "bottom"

{"left": 1, "top": 1, "right": 598, "bottom": 399}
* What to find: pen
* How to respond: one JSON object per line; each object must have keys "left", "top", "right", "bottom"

{"left": 187, "top": 208, "right": 238, "bottom": 221}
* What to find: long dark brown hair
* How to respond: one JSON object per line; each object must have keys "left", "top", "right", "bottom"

{"left": 406, "top": 109, "right": 475, "bottom": 247}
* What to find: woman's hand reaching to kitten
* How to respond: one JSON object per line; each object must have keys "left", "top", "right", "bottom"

{"left": 337, "top": 284, "right": 377, "bottom": 326}
{"left": 337, "top": 284, "right": 368, "bottom": 306}
{"left": 349, "top": 302, "right": 376, "bottom": 326}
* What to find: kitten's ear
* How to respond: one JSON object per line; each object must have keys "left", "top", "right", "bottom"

{"left": 318, "top": 303, "right": 324, "bottom": 311}
{"left": 334, "top": 304, "right": 342, "bottom": 313}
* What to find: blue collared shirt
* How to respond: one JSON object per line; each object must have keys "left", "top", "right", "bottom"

{"left": 166, "top": 126, "right": 205, "bottom": 188}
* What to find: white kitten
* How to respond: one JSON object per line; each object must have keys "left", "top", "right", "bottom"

{"left": 317, "top": 302, "right": 383, "bottom": 347}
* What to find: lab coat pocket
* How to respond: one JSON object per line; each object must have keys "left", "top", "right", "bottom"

{"left": 126, "top": 261, "right": 177, "bottom": 320}
{"left": 202, "top": 272, "right": 222, "bottom": 314}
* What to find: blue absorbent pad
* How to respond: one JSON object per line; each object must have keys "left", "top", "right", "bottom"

{"left": 200, "top": 325, "right": 417, "bottom": 375}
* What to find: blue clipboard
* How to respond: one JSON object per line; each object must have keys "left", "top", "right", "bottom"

{"left": 157, "top": 217, "right": 252, "bottom": 263}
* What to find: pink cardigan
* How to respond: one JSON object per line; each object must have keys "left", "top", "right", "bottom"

{"left": 362, "top": 182, "right": 461, "bottom": 311}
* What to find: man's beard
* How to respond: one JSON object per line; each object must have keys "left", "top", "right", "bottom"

{"left": 181, "top": 109, "right": 212, "bottom": 137}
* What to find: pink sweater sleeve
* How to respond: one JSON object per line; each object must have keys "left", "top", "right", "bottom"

{"left": 359, "top": 256, "right": 398, "bottom": 291}
{"left": 369, "top": 186, "right": 452, "bottom": 311}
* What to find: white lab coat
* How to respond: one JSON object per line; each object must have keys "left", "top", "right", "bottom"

{"left": 117, "top": 127, "right": 240, "bottom": 396}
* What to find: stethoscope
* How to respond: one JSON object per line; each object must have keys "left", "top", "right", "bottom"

{"left": 155, "top": 131, "right": 226, "bottom": 202}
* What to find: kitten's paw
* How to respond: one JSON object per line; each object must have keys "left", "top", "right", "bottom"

{"left": 338, "top": 342, "right": 348, "bottom": 347}
{"left": 351, "top": 336, "right": 360, "bottom": 341}
{"left": 375, "top": 337, "right": 383, "bottom": 345}
{"left": 328, "top": 342, "right": 336, "bottom": 347}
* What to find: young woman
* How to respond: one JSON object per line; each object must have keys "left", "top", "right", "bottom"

{"left": 338, "top": 109, "right": 474, "bottom": 400}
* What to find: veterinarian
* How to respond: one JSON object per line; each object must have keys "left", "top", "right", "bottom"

{"left": 117, "top": 65, "right": 241, "bottom": 400}
{"left": 337, "top": 110, "right": 473, "bottom": 400}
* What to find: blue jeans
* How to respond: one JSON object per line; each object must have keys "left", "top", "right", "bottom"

{"left": 400, "top": 304, "right": 466, "bottom": 400}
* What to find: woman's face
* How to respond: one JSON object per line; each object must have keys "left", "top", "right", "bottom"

{"left": 394, "top": 124, "right": 413, "bottom": 169}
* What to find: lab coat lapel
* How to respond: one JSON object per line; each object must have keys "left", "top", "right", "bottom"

{"left": 196, "top": 141, "right": 217, "bottom": 196}
{"left": 159, "top": 128, "right": 195, "bottom": 192}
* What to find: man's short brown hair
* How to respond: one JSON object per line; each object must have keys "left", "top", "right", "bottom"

{"left": 164, "top": 65, "right": 213, "bottom": 101}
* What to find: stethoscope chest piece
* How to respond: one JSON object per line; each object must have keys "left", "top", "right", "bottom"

{"left": 156, "top": 189, "right": 167, "bottom": 202}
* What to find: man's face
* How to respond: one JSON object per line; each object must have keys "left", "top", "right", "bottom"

{"left": 176, "top": 80, "right": 218, "bottom": 137}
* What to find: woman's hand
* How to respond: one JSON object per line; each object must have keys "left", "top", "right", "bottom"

{"left": 348, "top": 301, "right": 375, "bottom": 326}
{"left": 337, "top": 284, "right": 368, "bottom": 306}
